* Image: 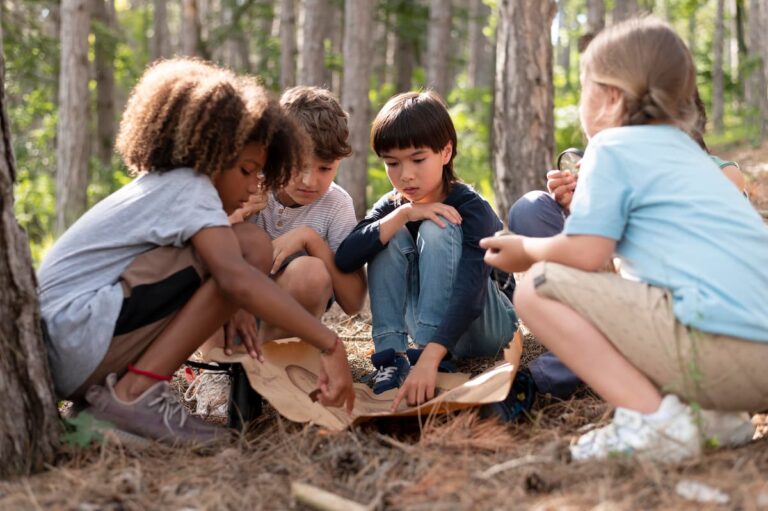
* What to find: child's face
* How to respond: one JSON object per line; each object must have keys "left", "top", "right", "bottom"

{"left": 278, "top": 157, "right": 342, "bottom": 206}
{"left": 381, "top": 144, "right": 452, "bottom": 204}
{"left": 579, "top": 72, "right": 623, "bottom": 138}
{"left": 213, "top": 142, "right": 267, "bottom": 215}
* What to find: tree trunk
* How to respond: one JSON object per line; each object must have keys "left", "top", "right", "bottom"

{"left": 467, "top": 0, "right": 490, "bottom": 89}
{"left": 151, "top": 0, "right": 170, "bottom": 61}
{"left": 252, "top": 0, "right": 273, "bottom": 75}
{"left": 56, "top": 0, "right": 91, "bottom": 234}
{"left": 181, "top": 0, "right": 200, "bottom": 57}
{"left": 280, "top": 0, "right": 297, "bottom": 89}
{"left": 339, "top": 0, "right": 374, "bottom": 219}
{"left": 299, "top": 0, "right": 329, "bottom": 86}
{"left": 93, "top": 0, "right": 116, "bottom": 168}
{"left": 0, "top": 53, "right": 60, "bottom": 480}
{"left": 557, "top": 0, "right": 571, "bottom": 90}
{"left": 586, "top": 0, "right": 605, "bottom": 34}
{"left": 327, "top": 4, "right": 343, "bottom": 97}
{"left": 713, "top": 0, "right": 725, "bottom": 133}
{"left": 427, "top": 0, "right": 451, "bottom": 97}
{"left": 747, "top": 0, "right": 768, "bottom": 139}
{"left": 492, "top": 0, "right": 556, "bottom": 218}
{"left": 687, "top": 8, "right": 697, "bottom": 58}
{"left": 394, "top": 1, "right": 416, "bottom": 93}
{"left": 612, "top": 0, "right": 638, "bottom": 23}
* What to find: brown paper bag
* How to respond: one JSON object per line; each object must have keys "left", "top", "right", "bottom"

{"left": 205, "top": 330, "right": 523, "bottom": 431}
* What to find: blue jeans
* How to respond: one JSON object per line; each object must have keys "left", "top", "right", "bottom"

{"left": 507, "top": 191, "right": 582, "bottom": 399}
{"left": 368, "top": 221, "right": 518, "bottom": 359}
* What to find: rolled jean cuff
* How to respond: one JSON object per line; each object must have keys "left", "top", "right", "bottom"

{"left": 372, "top": 331, "right": 409, "bottom": 353}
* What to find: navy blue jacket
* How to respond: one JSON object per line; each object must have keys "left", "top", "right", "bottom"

{"left": 335, "top": 183, "right": 502, "bottom": 351}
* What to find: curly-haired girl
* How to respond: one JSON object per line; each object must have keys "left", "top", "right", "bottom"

{"left": 38, "top": 58, "right": 354, "bottom": 445}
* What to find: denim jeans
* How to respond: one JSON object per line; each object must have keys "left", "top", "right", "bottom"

{"left": 367, "top": 220, "right": 518, "bottom": 359}
{"left": 507, "top": 190, "right": 582, "bottom": 399}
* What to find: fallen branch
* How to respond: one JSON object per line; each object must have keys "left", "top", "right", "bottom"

{"left": 291, "top": 482, "right": 370, "bottom": 511}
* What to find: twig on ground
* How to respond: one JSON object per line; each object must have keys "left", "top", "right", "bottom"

{"left": 475, "top": 454, "right": 552, "bottom": 480}
{"left": 291, "top": 482, "right": 370, "bottom": 511}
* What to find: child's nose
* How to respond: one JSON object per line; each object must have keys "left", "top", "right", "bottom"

{"left": 299, "top": 169, "right": 313, "bottom": 185}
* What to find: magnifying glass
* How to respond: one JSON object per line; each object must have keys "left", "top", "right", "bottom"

{"left": 556, "top": 148, "right": 585, "bottom": 175}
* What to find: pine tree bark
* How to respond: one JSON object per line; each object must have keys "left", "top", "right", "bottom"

{"left": 612, "top": 0, "right": 638, "bottom": 23}
{"left": 394, "top": 1, "right": 416, "bottom": 93}
{"left": 181, "top": 0, "right": 200, "bottom": 57}
{"left": 0, "top": 54, "right": 60, "bottom": 480}
{"left": 467, "top": 0, "right": 490, "bottom": 89}
{"left": 93, "top": 0, "right": 116, "bottom": 168}
{"left": 339, "top": 0, "right": 374, "bottom": 219}
{"left": 280, "top": 0, "right": 297, "bottom": 89}
{"left": 492, "top": 0, "right": 556, "bottom": 218}
{"left": 56, "top": 0, "right": 91, "bottom": 234}
{"left": 747, "top": 0, "right": 768, "bottom": 138}
{"left": 427, "top": 0, "right": 451, "bottom": 97}
{"left": 586, "top": 0, "right": 605, "bottom": 34}
{"left": 713, "top": 0, "right": 725, "bottom": 133}
{"left": 299, "top": 0, "right": 329, "bottom": 86}
{"left": 151, "top": 0, "right": 170, "bottom": 61}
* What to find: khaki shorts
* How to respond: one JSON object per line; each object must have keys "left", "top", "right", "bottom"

{"left": 70, "top": 246, "right": 207, "bottom": 400}
{"left": 530, "top": 261, "right": 768, "bottom": 411}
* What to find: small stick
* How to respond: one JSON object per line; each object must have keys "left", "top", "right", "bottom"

{"left": 291, "top": 482, "right": 370, "bottom": 511}
{"left": 475, "top": 454, "right": 551, "bottom": 480}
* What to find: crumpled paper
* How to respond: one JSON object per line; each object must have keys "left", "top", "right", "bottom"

{"left": 205, "top": 331, "right": 522, "bottom": 431}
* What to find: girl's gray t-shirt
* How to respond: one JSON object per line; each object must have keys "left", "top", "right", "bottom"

{"left": 37, "top": 168, "right": 229, "bottom": 397}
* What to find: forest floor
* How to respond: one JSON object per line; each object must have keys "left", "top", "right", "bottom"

{"left": 1, "top": 144, "right": 767, "bottom": 511}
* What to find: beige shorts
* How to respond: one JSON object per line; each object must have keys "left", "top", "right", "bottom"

{"left": 70, "top": 246, "right": 207, "bottom": 400}
{"left": 530, "top": 261, "right": 768, "bottom": 411}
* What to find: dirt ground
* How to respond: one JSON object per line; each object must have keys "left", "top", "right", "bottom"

{"left": 1, "top": 144, "right": 767, "bottom": 511}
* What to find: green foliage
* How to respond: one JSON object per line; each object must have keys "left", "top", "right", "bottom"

{"left": 61, "top": 412, "right": 111, "bottom": 448}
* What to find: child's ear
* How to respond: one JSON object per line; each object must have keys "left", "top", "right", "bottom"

{"left": 441, "top": 142, "right": 453, "bottom": 165}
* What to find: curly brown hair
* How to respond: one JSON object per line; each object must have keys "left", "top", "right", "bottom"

{"left": 115, "top": 58, "right": 304, "bottom": 191}
{"left": 279, "top": 86, "right": 352, "bottom": 161}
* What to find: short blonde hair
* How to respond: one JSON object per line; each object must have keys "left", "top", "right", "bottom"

{"left": 581, "top": 17, "right": 698, "bottom": 133}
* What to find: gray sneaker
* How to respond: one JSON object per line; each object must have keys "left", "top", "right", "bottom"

{"left": 85, "top": 373, "right": 228, "bottom": 446}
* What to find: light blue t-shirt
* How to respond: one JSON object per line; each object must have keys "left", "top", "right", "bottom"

{"left": 564, "top": 125, "right": 768, "bottom": 342}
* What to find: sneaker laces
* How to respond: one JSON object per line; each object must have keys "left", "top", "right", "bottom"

{"left": 373, "top": 366, "right": 399, "bottom": 385}
{"left": 183, "top": 370, "right": 228, "bottom": 403}
{"left": 149, "top": 386, "right": 191, "bottom": 432}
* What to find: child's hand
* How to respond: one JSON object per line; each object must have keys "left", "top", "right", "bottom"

{"left": 390, "top": 343, "right": 446, "bottom": 412}
{"left": 270, "top": 227, "right": 318, "bottom": 274}
{"left": 224, "top": 309, "right": 264, "bottom": 361}
{"left": 228, "top": 191, "right": 268, "bottom": 224}
{"left": 316, "top": 339, "right": 355, "bottom": 413}
{"left": 480, "top": 234, "right": 534, "bottom": 273}
{"left": 546, "top": 170, "right": 578, "bottom": 211}
{"left": 399, "top": 202, "right": 462, "bottom": 228}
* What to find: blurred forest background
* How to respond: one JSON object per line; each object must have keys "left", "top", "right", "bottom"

{"left": 4, "top": 0, "right": 768, "bottom": 264}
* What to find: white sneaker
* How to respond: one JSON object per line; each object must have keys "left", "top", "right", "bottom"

{"left": 570, "top": 394, "right": 701, "bottom": 463}
{"left": 184, "top": 370, "right": 230, "bottom": 418}
{"left": 699, "top": 410, "right": 754, "bottom": 448}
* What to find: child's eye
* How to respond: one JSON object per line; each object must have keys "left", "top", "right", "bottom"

{"left": 240, "top": 167, "right": 252, "bottom": 176}
{"left": 413, "top": 158, "right": 426, "bottom": 164}
{"left": 384, "top": 161, "right": 398, "bottom": 167}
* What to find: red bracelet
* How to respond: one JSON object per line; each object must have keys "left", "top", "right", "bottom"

{"left": 319, "top": 337, "right": 341, "bottom": 356}
{"left": 127, "top": 364, "right": 172, "bottom": 382}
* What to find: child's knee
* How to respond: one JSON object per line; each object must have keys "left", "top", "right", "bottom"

{"left": 232, "top": 223, "right": 272, "bottom": 273}
{"left": 417, "top": 218, "right": 461, "bottom": 245}
{"left": 513, "top": 268, "right": 542, "bottom": 318}
{"left": 285, "top": 257, "right": 332, "bottom": 299}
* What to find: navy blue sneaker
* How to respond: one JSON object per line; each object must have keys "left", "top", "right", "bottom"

{"left": 480, "top": 368, "right": 537, "bottom": 423}
{"left": 370, "top": 349, "right": 410, "bottom": 394}
{"left": 405, "top": 348, "right": 457, "bottom": 373}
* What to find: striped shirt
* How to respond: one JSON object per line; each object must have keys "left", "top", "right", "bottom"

{"left": 250, "top": 182, "right": 357, "bottom": 253}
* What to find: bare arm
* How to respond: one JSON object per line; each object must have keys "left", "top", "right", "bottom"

{"left": 302, "top": 229, "right": 367, "bottom": 315}
{"left": 721, "top": 164, "right": 746, "bottom": 193}
{"left": 481, "top": 233, "right": 616, "bottom": 273}
{"left": 192, "top": 226, "right": 354, "bottom": 410}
